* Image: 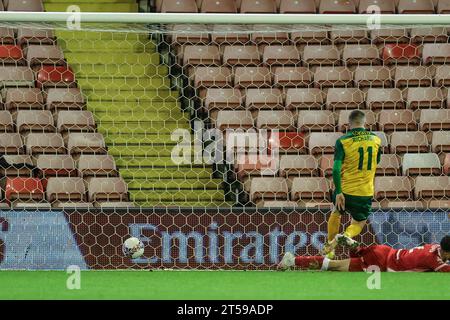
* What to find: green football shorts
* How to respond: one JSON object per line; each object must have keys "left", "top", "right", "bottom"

{"left": 332, "top": 192, "right": 373, "bottom": 222}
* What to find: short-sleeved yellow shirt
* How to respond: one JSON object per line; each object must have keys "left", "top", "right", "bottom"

{"left": 334, "top": 128, "right": 381, "bottom": 197}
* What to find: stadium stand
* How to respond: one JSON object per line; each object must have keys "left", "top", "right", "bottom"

{"left": 153, "top": 0, "right": 450, "bottom": 209}
{"left": 0, "top": 0, "right": 448, "bottom": 209}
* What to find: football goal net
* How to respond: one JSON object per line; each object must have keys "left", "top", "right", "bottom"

{"left": 0, "top": 11, "right": 448, "bottom": 270}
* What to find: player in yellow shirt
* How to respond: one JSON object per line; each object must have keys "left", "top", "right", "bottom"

{"left": 322, "top": 110, "right": 382, "bottom": 259}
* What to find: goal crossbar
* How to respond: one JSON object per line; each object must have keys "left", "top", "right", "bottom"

{"left": 1, "top": 12, "right": 450, "bottom": 25}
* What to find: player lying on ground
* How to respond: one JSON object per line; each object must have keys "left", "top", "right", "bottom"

{"left": 323, "top": 110, "right": 382, "bottom": 259}
{"left": 279, "top": 235, "right": 450, "bottom": 272}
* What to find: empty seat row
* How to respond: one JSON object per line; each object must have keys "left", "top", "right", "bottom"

{"left": 236, "top": 153, "right": 448, "bottom": 180}
{"left": 215, "top": 109, "right": 449, "bottom": 132}
{"left": 247, "top": 175, "right": 450, "bottom": 204}
{"left": 2, "top": 176, "right": 128, "bottom": 204}
{"left": 0, "top": 66, "right": 76, "bottom": 88}
{"left": 0, "top": 27, "right": 55, "bottom": 45}
{"left": 204, "top": 87, "right": 449, "bottom": 112}
{"left": 193, "top": 65, "right": 450, "bottom": 91}
{"left": 0, "top": 88, "right": 85, "bottom": 112}
{"left": 158, "top": 0, "right": 450, "bottom": 15}
{"left": 0, "top": 110, "right": 95, "bottom": 133}
{"left": 0, "top": 201, "right": 136, "bottom": 209}
{"left": 0, "top": 132, "right": 106, "bottom": 156}
{"left": 171, "top": 25, "right": 450, "bottom": 46}
{"left": 256, "top": 199, "right": 450, "bottom": 209}
{"left": 0, "top": 45, "right": 65, "bottom": 67}
{"left": 218, "top": 127, "right": 450, "bottom": 154}
{"left": 181, "top": 44, "right": 450, "bottom": 67}
{"left": 0, "top": 154, "right": 117, "bottom": 178}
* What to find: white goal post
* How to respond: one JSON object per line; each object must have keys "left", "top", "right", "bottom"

{"left": 0, "top": 12, "right": 450, "bottom": 25}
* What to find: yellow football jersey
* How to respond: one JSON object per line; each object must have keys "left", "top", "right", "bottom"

{"left": 334, "top": 128, "right": 381, "bottom": 197}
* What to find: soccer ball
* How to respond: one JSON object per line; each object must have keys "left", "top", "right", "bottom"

{"left": 122, "top": 237, "right": 144, "bottom": 259}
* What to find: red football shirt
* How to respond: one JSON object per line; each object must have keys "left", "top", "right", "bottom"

{"left": 386, "top": 244, "right": 450, "bottom": 272}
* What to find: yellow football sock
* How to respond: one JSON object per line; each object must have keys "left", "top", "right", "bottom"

{"left": 344, "top": 223, "right": 364, "bottom": 239}
{"left": 327, "top": 211, "right": 342, "bottom": 243}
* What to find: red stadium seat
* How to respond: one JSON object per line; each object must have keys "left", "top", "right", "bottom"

{"left": 382, "top": 44, "right": 421, "bottom": 65}
{"left": 4, "top": 177, "right": 44, "bottom": 203}
{"left": 0, "top": 45, "right": 24, "bottom": 65}
{"left": 269, "top": 131, "right": 306, "bottom": 154}
{"left": 36, "top": 66, "right": 76, "bottom": 88}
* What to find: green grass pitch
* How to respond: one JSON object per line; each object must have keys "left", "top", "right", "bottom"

{"left": 0, "top": 271, "right": 449, "bottom": 300}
